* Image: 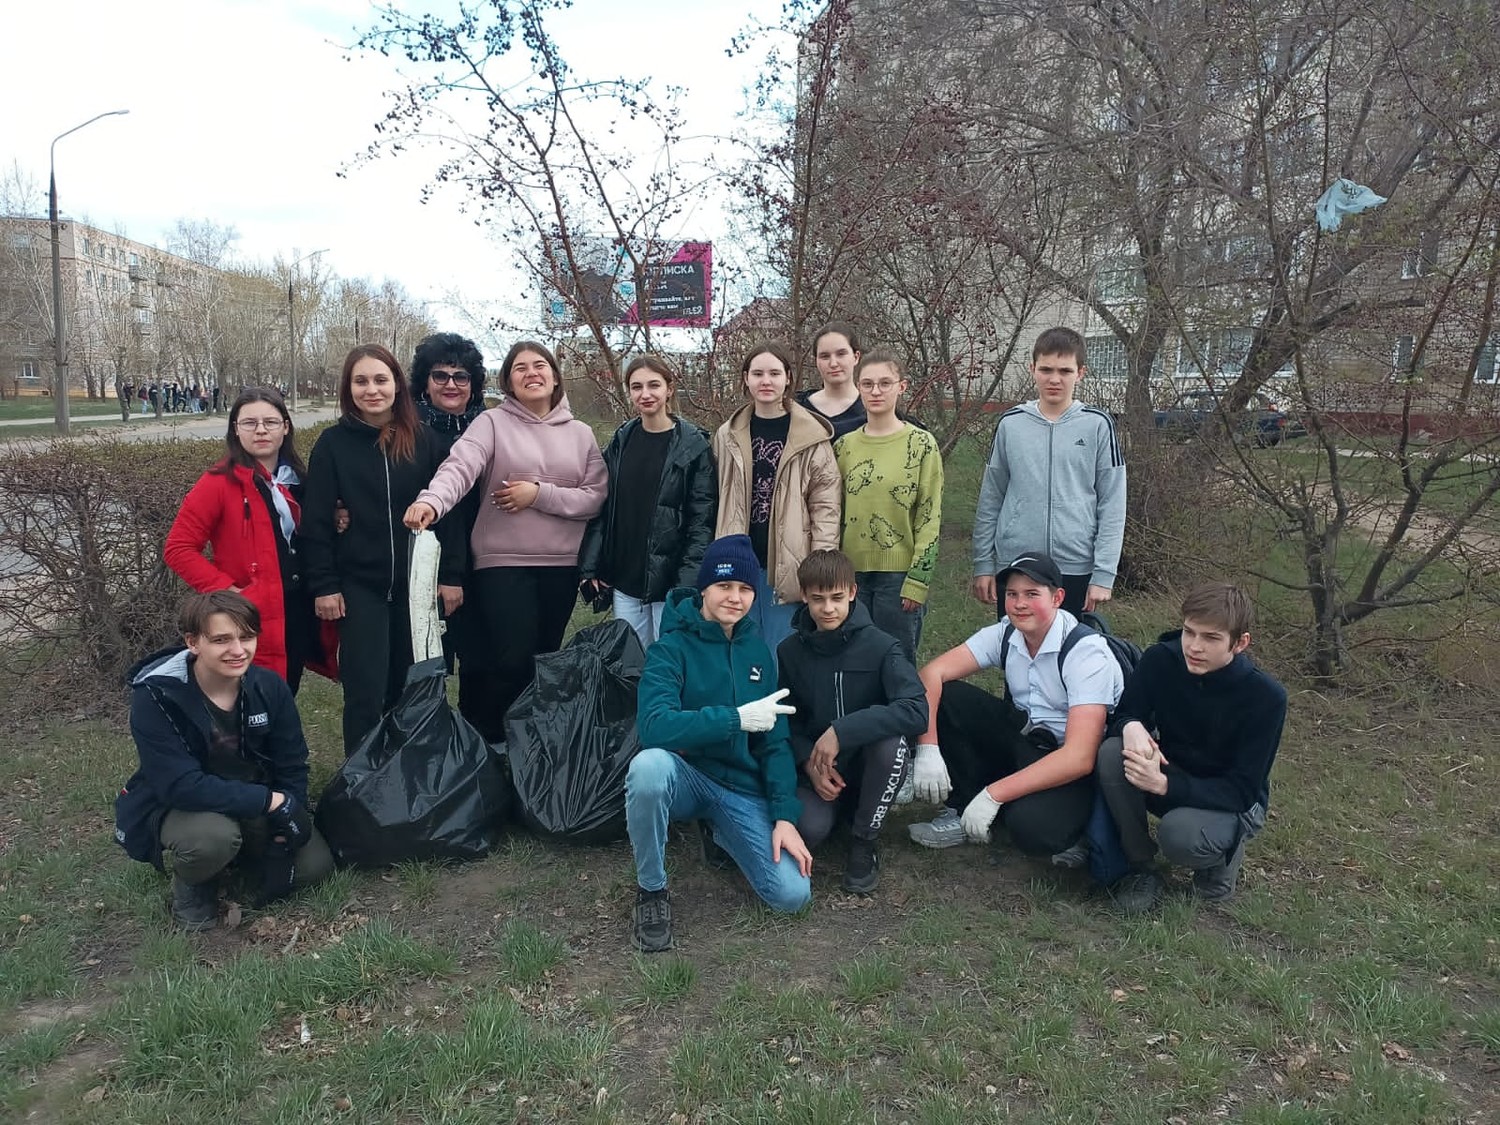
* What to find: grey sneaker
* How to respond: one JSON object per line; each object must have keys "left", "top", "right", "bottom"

{"left": 842, "top": 838, "right": 880, "bottom": 895}
{"left": 908, "top": 808, "right": 966, "bottom": 849}
{"left": 1109, "top": 869, "right": 1164, "bottom": 916}
{"left": 632, "top": 887, "right": 673, "bottom": 953}
{"left": 892, "top": 770, "right": 915, "bottom": 806}
{"left": 1051, "top": 839, "right": 1090, "bottom": 869}
{"left": 171, "top": 875, "right": 218, "bottom": 932}
{"left": 697, "top": 820, "right": 734, "bottom": 871}
{"left": 1192, "top": 839, "right": 1246, "bottom": 902}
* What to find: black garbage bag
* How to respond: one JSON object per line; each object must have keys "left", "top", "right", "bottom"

{"left": 504, "top": 618, "right": 646, "bottom": 843}
{"left": 316, "top": 658, "right": 511, "bottom": 867}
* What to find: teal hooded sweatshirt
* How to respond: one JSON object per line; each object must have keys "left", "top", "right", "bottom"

{"left": 637, "top": 588, "right": 801, "bottom": 824}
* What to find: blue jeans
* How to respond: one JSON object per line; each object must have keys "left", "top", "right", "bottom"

{"left": 625, "top": 747, "right": 811, "bottom": 913}
{"left": 749, "top": 571, "right": 798, "bottom": 671}
{"left": 855, "top": 571, "right": 924, "bottom": 664}
{"left": 612, "top": 589, "right": 665, "bottom": 649}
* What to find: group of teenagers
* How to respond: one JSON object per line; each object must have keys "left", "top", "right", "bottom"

{"left": 114, "top": 324, "right": 1286, "bottom": 951}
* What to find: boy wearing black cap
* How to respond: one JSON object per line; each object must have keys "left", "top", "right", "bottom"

{"left": 625, "top": 534, "right": 813, "bottom": 952}
{"left": 907, "top": 552, "right": 1124, "bottom": 857}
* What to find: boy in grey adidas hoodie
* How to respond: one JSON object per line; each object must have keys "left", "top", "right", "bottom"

{"left": 972, "top": 327, "right": 1126, "bottom": 617}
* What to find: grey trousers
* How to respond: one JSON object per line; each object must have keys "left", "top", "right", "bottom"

{"left": 160, "top": 809, "right": 335, "bottom": 888}
{"left": 1095, "top": 736, "right": 1265, "bottom": 870}
{"left": 856, "top": 572, "right": 925, "bottom": 665}
{"left": 796, "top": 736, "right": 909, "bottom": 847}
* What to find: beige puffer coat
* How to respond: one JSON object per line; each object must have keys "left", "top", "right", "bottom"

{"left": 713, "top": 402, "right": 843, "bottom": 604}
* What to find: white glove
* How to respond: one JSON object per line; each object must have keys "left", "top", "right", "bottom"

{"left": 961, "top": 789, "right": 1004, "bottom": 843}
{"left": 738, "top": 688, "right": 796, "bottom": 733}
{"left": 911, "top": 743, "right": 952, "bottom": 803}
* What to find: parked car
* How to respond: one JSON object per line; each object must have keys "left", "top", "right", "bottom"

{"left": 1154, "top": 389, "right": 1306, "bottom": 447}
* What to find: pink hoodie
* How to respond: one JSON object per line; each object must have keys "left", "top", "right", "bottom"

{"left": 417, "top": 395, "right": 607, "bottom": 568}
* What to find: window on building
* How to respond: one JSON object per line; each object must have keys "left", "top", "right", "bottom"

{"left": 1402, "top": 230, "right": 1439, "bottom": 279}
{"left": 129, "top": 252, "right": 139, "bottom": 267}
{"left": 1095, "top": 256, "right": 1144, "bottom": 301}
{"left": 1086, "top": 335, "right": 1129, "bottom": 382}
{"left": 1392, "top": 334, "right": 1417, "bottom": 377}
{"left": 1476, "top": 336, "right": 1499, "bottom": 384}
{"left": 82, "top": 237, "right": 91, "bottom": 256}
{"left": 21, "top": 361, "right": 38, "bottom": 381}
{"left": 135, "top": 307, "right": 153, "bottom": 326}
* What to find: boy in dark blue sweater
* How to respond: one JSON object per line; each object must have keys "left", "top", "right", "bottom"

{"left": 1097, "top": 583, "right": 1287, "bottom": 913}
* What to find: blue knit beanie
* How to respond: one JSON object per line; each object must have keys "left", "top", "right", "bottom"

{"left": 696, "top": 534, "right": 763, "bottom": 591}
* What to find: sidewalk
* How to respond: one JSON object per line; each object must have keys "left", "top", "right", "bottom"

{"left": 0, "top": 404, "right": 340, "bottom": 444}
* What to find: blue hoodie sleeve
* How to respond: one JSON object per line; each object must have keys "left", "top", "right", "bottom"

{"left": 972, "top": 420, "right": 1010, "bottom": 577}
{"left": 129, "top": 687, "right": 273, "bottom": 820}
{"left": 1090, "top": 412, "right": 1127, "bottom": 588}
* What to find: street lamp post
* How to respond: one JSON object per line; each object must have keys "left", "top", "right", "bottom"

{"left": 287, "top": 248, "right": 329, "bottom": 413}
{"left": 50, "top": 110, "right": 129, "bottom": 435}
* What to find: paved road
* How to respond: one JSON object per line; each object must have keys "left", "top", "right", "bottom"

{"left": 0, "top": 404, "right": 340, "bottom": 447}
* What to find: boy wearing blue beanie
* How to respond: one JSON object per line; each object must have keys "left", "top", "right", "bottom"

{"left": 625, "top": 534, "right": 812, "bottom": 952}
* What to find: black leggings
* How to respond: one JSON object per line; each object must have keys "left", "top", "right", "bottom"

{"left": 336, "top": 583, "right": 414, "bottom": 758}
{"left": 469, "top": 566, "right": 579, "bottom": 742}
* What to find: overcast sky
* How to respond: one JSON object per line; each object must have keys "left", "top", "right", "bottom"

{"left": 0, "top": 0, "right": 783, "bottom": 351}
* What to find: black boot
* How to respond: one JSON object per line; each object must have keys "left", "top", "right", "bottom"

{"left": 171, "top": 875, "right": 219, "bottom": 931}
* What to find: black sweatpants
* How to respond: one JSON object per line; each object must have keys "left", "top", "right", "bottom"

{"left": 336, "top": 582, "right": 414, "bottom": 757}
{"left": 796, "top": 736, "right": 909, "bottom": 847}
{"left": 470, "top": 565, "right": 579, "bottom": 743}
{"left": 936, "top": 680, "right": 1093, "bottom": 856}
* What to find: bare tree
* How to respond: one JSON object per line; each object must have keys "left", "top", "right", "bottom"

{"left": 355, "top": 0, "right": 702, "bottom": 408}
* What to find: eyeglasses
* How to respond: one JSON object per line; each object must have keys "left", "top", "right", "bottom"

{"left": 856, "top": 379, "right": 901, "bottom": 393}
{"left": 429, "top": 371, "right": 471, "bottom": 386}
{"left": 235, "top": 418, "right": 285, "bottom": 432}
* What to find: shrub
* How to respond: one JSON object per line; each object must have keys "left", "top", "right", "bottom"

{"left": 0, "top": 435, "right": 217, "bottom": 715}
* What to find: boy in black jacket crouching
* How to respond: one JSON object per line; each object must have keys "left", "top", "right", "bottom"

{"left": 778, "top": 550, "right": 928, "bottom": 894}
{"left": 1097, "top": 582, "right": 1287, "bottom": 914}
{"left": 115, "top": 591, "right": 333, "bottom": 930}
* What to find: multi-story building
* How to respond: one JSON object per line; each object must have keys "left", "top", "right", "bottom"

{"left": 0, "top": 216, "right": 216, "bottom": 399}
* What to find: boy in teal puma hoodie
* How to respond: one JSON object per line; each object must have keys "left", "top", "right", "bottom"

{"left": 626, "top": 534, "right": 812, "bottom": 952}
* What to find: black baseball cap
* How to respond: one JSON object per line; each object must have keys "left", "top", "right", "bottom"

{"left": 998, "top": 552, "right": 1064, "bottom": 588}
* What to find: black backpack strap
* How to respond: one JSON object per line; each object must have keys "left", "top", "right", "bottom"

{"left": 1000, "top": 622, "right": 1015, "bottom": 700}
{"left": 1057, "top": 622, "right": 1096, "bottom": 679}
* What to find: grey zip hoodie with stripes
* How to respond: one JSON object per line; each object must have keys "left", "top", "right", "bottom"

{"left": 971, "top": 400, "right": 1126, "bottom": 588}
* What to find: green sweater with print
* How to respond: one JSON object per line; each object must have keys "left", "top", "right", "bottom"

{"left": 835, "top": 424, "right": 944, "bottom": 603}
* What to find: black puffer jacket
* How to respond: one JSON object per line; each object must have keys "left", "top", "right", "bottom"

{"left": 300, "top": 415, "right": 465, "bottom": 598}
{"left": 775, "top": 600, "right": 928, "bottom": 770}
{"left": 578, "top": 417, "right": 718, "bottom": 601}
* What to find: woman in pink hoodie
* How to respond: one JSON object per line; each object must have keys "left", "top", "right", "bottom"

{"left": 405, "top": 341, "right": 607, "bottom": 740}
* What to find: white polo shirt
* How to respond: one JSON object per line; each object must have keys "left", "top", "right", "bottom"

{"left": 964, "top": 609, "right": 1124, "bottom": 740}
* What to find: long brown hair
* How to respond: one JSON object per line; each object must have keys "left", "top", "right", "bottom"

{"left": 740, "top": 341, "right": 798, "bottom": 412}
{"left": 211, "top": 386, "right": 306, "bottom": 478}
{"left": 339, "top": 344, "right": 419, "bottom": 462}
{"left": 624, "top": 353, "right": 678, "bottom": 412}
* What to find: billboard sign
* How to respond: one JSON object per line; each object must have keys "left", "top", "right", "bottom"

{"left": 544, "top": 240, "right": 712, "bottom": 328}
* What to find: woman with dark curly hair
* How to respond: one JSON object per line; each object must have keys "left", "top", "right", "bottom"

{"left": 411, "top": 331, "right": 487, "bottom": 436}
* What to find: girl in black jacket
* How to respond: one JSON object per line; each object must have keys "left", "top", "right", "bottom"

{"left": 578, "top": 355, "right": 718, "bottom": 647}
{"left": 301, "top": 344, "right": 465, "bottom": 756}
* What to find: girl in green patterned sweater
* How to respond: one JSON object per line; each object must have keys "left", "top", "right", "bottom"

{"left": 834, "top": 350, "right": 943, "bottom": 664}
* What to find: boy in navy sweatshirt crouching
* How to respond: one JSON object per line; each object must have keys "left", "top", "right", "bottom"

{"left": 1097, "top": 583, "right": 1287, "bottom": 913}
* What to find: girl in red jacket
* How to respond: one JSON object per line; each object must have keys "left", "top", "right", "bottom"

{"left": 164, "top": 388, "right": 322, "bottom": 690}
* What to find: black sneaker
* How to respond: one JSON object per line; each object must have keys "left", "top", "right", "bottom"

{"left": 171, "top": 875, "right": 218, "bottom": 932}
{"left": 632, "top": 887, "right": 673, "bottom": 953}
{"left": 1108, "top": 869, "right": 1164, "bottom": 916}
{"left": 697, "top": 821, "right": 734, "bottom": 871}
{"left": 842, "top": 838, "right": 880, "bottom": 895}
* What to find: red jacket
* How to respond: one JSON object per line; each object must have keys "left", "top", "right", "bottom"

{"left": 164, "top": 463, "right": 297, "bottom": 677}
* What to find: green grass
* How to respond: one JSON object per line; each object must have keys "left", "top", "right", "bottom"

{"left": 0, "top": 396, "right": 126, "bottom": 421}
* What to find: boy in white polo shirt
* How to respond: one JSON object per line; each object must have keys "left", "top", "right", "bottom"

{"left": 907, "top": 552, "right": 1124, "bottom": 856}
